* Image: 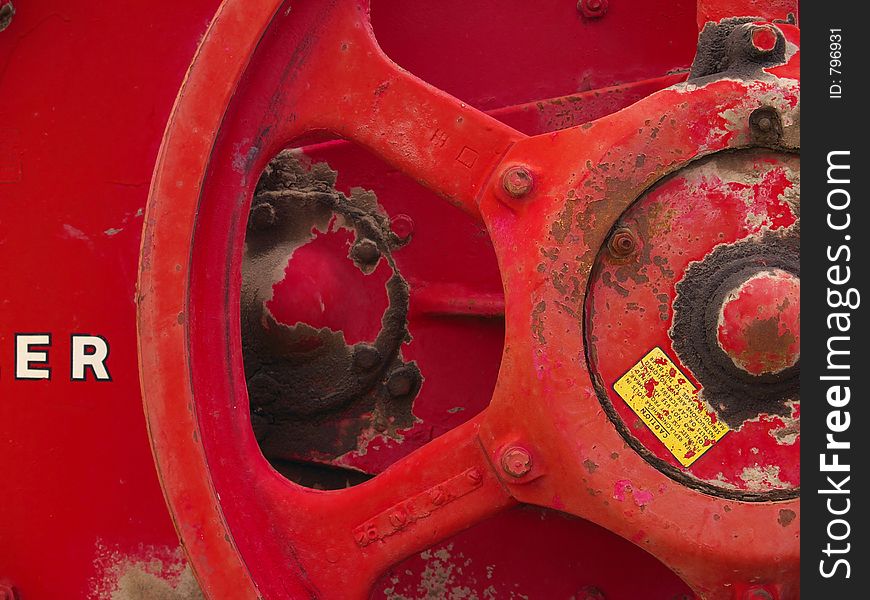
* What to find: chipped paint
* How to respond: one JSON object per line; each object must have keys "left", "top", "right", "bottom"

{"left": 90, "top": 543, "right": 203, "bottom": 600}
{"left": 738, "top": 465, "right": 790, "bottom": 492}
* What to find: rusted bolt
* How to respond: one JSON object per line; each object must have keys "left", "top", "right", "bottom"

{"left": 501, "top": 166, "right": 534, "bottom": 199}
{"left": 608, "top": 227, "right": 637, "bottom": 258}
{"left": 0, "top": 3, "right": 14, "bottom": 33}
{"left": 249, "top": 202, "right": 276, "bottom": 231}
{"left": 749, "top": 107, "right": 783, "bottom": 144}
{"left": 353, "top": 344, "right": 381, "bottom": 370}
{"left": 350, "top": 238, "right": 381, "bottom": 266}
{"left": 578, "top": 0, "right": 608, "bottom": 19}
{"left": 577, "top": 585, "right": 606, "bottom": 600}
{"left": 500, "top": 446, "right": 532, "bottom": 478}
{"left": 390, "top": 214, "right": 415, "bottom": 242}
{"left": 386, "top": 365, "right": 420, "bottom": 398}
{"left": 743, "top": 587, "right": 774, "bottom": 600}
{"left": 750, "top": 25, "right": 778, "bottom": 54}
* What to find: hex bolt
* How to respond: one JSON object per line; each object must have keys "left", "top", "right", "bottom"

{"left": 500, "top": 446, "right": 533, "bottom": 478}
{"left": 351, "top": 238, "right": 381, "bottom": 266}
{"left": 608, "top": 227, "right": 637, "bottom": 258}
{"left": 501, "top": 166, "right": 534, "bottom": 199}
{"left": 386, "top": 365, "right": 420, "bottom": 398}
{"left": 578, "top": 0, "right": 608, "bottom": 19}
{"left": 390, "top": 214, "right": 415, "bottom": 242}
{"left": 249, "top": 202, "right": 276, "bottom": 231}
{"left": 750, "top": 25, "right": 778, "bottom": 54}
{"left": 353, "top": 344, "right": 381, "bottom": 371}
{"left": 749, "top": 107, "right": 782, "bottom": 143}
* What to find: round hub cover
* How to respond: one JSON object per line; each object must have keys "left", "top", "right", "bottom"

{"left": 585, "top": 149, "right": 799, "bottom": 500}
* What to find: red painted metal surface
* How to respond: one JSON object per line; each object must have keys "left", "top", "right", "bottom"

{"left": 136, "top": 1, "right": 800, "bottom": 600}
{"left": 0, "top": 2, "right": 222, "bottom": 597}
{"left": 2, "top": 0, "right": 800, "bottom": 598}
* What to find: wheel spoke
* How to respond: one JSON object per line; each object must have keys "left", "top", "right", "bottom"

{"left": 272, "top": 0, "right": 524, "bottom": 218}
{"left": 272, "top": 414, "right": 515, "bottom": 599}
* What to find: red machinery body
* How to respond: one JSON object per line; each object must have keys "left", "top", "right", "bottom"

{"left": 0, "top": 1, "right": 799, "bottom": 599}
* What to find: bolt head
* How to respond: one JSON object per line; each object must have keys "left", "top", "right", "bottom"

{"left": 501, "top": 166, "right": 534, "bottom": 199}
{"left": 501, "top": 446, "right": 533, "bottom": 478}
{"left": 386, "top": 365, "right": 420, "bottom": 398}
{"left": 353, "top": 344, "right": 381, "bottom": 370}
{"left": 608, "top": 227, "right": 637, "bottom": 258}
{"left": 351, "top": 238, "right": 381, "bottom": 266}
{"left": 390, "top": 214, "right": 415, "bottom": 242}
{"left": 578, "top": 0, "right": 608, "bottom": 18}
{"left": 249, "top": 202, "right": 277, "bottom": 231}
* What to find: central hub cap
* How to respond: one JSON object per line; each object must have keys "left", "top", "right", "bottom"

{"left": 716, "top": 269, "right": 800, "bottom": 376}
{"left": 585, "top": 150, "right": 800, "bottom": 499}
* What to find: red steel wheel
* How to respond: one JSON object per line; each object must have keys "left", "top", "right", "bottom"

{"left": 137, "top": 1, "right": 800, "bottom": 598}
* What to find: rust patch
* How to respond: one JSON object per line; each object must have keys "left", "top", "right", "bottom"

{"left": 242, "top": 151, "right": 420, "bottom": 486}
{"left": 90, "top": 544, "right": 203, "bottom": 600}
{"left": 382, "top": 543, "right": 494, "bottom": 600}
{"left": 738, "top": 465, "right": 790, "bottom": 492}
{"left": 778, "top": 508, "right": 796, "bottom": 527}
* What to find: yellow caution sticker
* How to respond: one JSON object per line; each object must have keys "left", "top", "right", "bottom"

{"left": 614, "top": 347, "right": 729, "bottom": 467}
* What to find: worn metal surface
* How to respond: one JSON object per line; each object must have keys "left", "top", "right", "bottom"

{"left": 137, "top": 1, "right": 800, "bottom": 600}
{"left": 587, "top": 150, "right": 800, "bottom": 499}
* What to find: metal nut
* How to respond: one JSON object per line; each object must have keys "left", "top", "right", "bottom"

{"left": 749, "top": 107, "right": 782, "bottom": 144}
{"left": 353, "top": 344, "right": 381, "bottom": 371}
{"left": 578, "top": 0, "right": 608, "bottom": 19}
{"left": 350, "top": 238, "right": 381, "bottom": 266}
{"left": 390, "top": 214, "right": 415, "bottom": 242}
{"left": 249, "top": 202, "right": 277, "bottom": 231}
{"left": 608, "top": 227, "right": 637, "bottom": 258}
{"left": 501, "top": 166, "right": 534, "bottom": 198}
{"left": 500, "top": 446, "right": 532, "bottom": 478}
{"left": 386, "top": 365, "right": 420, "bottom": 398}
